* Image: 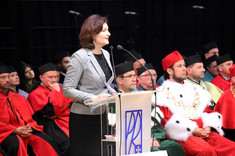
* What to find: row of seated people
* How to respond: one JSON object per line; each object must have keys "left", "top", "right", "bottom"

{"left": 109, "top": 50, "right": 235, "bottom": 155}
{"left": 0, "top": 63, "right": 72, "bottom": 156}
{"left": 157, "top": 41, "right": 233, "bottom": 92}
{"left": 153, "top": 43, "right": 235, "bottom": 142}
{"left": 10, "top": 51, "right": 71, "bottom": 98}
{"left": 126, "top": 43, "right": 235, "bottom": 144}
{"left": 0, "top": 48, "right": 234, "bottom": 155}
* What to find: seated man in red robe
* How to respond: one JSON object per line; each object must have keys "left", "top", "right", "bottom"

{"left": 215, "top": 64, "right": 235, "bottom": 141}
{"left": 27, "top": 63, "right": 73, "bottom": 156}
{"left": 0, "top": 64, "right": 61, "bottom": 156}
{"left": 156, "top": 51, "right": 235, "bottom": 156}
{"left": 211, "top": 54, "right": 233, "bottom": 91}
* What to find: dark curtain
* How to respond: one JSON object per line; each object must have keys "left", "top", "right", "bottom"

{"left": 0, "top": 0, "right": 235, "bottom": 76}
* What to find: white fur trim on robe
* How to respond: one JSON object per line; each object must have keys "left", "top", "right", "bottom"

{"left": 165, "top": 114, "right": 198, "bottom": 142}
{"left": 201, "top": 112, "right": 224, "bottom": 136}
{"left": 155, "top": 80, "right": 211, "bottom": 119}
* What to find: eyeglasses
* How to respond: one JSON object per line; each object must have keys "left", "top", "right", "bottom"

{"left": 121, "top": 74, "right": 136, "bottom": 79}
{"left": 0, "top": 75, "right": 10, "bottom": 79}
{"left": 140, "top": 74, "right": 157, "bottom": 77}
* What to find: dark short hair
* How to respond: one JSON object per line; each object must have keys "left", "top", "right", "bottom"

{"left": 163, "top": 65, "right": 173, "bottom": 80}
{"left": 163, "top": 70, "right": 169, "bottom": 80}
{"left": 79, "top": 14, "right": 108, "bottom": 50}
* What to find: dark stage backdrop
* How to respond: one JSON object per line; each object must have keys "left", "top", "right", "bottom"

{"left": 0, "top": 0, "right": 235, "bottom": 77}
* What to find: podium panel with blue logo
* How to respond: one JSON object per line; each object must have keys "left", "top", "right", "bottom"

{"left": 115, "top": 91, "right": 152, "bottom": 155}
{"left": 85, "top": 91, "right": 153, "bottom": 156}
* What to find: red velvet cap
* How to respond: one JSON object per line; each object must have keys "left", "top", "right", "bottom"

{"left": 229, "top": 64, "right": 235, "bottom": 78}
{"left": 162, "top": 51, "right": 184, "bottom": 71}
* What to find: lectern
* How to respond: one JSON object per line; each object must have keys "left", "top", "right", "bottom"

{"left": 86, "top": 91, "right": 153, "bottom": 156}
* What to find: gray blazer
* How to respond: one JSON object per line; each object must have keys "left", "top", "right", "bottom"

{"left": 62, "top": 48, "right": 116, "bottom": 115}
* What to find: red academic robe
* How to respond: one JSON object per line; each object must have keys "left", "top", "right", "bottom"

{"left": 27, "top": 85, "right": 72, "bottom": 137}
{"left": 159, "top": 106, "right": 235, "bottom": 156}
{"left": 215, "top": 89, "right": 235, "bottom": 129}
{"left": 211, "top": 74, "right": 230, "bottom": 92}
{"left": 0, "top": 90, "right": 59, "bottom": 156}
{"left": 157, "top": 80, "right": 235, "bottom": 156}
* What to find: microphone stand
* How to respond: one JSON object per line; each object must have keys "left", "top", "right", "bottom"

{"left": 117, "top": 45, "right": 156, "bottom": 90}
{"left": 69, "top": 10, "right": 81, "bottom": 47}
{"left": 117, "top": 45, "right": 159, "bottom": 151}
{"left": 110, "top": 46, "right": 122, "bottom": 155}
{"left": 110, "top": 46, "right": 121, "bottom": 93}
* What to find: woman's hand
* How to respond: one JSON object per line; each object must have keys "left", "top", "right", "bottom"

{"left": 90, "top": 93, "right": 111, "bottom": 102}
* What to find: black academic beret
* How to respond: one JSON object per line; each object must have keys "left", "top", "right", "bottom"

{"left": 185, "top": 54, "right": 202, "bottom": 67}
{"left": 38, "top": 63, "right": 58, "bottom": 75}
{"left": 137, "top": 63, "right": 155, "bottom": 76}
{"left": 115, "top": 62, "right": 134, "bottom": 76}
{"left": 204, "top": 55, "right": 218, "bottom": 67}
{"left": 0, "top": 64, "right": 10, "bottom": 74}
{"left": 216, "top": 54, "right": 232, "bottom": 66}
{"left": 202, "top": 41, "right": 218, "bottom": 54}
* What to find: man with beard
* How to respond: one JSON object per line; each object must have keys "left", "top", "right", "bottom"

{"left": 108, "top": 62, "right": 136, "bottom": 118}
{"left": 0, "top": 64, "right": 61, "bottom": 156}
{"left": 115, "top": 61, "right": 136, "bottom": 93}
{"left": 27, "top": 63, "right": 72, "bottom": 156}
{"left": 135, "top": 63, "right": 184, "bottom": 156}
{"left": 185, "top": 54, "right": 223, "bottom": 110}
{"left": 155, "top": 51, "right": 235, "bottom": 155}
{"left": 106, "top": 61, "right": 136, "bottom": 154}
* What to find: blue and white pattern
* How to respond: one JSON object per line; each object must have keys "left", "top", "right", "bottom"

{"left": 125, "top": 110, "right": 142, "bottom": 155}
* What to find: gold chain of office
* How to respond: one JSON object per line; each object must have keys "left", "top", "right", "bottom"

{"left": 165, "top": 86, "right": 200, "bottom": 119}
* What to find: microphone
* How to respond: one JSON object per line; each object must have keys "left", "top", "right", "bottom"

{"left": 69, "top": 10, "right": 81, "bottom": 16}
{"left": 116, "top": 45, "right": 156, "bottom": 90}
{"left": 192, "top": 5, "right": 206, "bottom": 10}
{"left": 110, "top": 46, "right": 120, "bottom": 93}
{"left": 124, "top": 11, "right": 138, "bottom": 15}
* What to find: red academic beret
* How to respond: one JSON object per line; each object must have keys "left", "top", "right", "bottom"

{"left": 162, "top": 51, "right": 184, "bottom": 71}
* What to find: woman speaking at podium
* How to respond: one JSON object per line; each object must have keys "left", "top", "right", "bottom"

{"left": 63, "top": 14, "right": 116, "bottom": 155}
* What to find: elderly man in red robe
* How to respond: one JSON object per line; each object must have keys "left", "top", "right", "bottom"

{"left": 27, "top": 63, "right": 73, "bottom": 156}
{"left": 155, "top": 51, "right": 235, "bottom": 156}
{"left": 0, "top": 64, "right": 60, "bottom": 156}
{"left": 215, "top": 64, "right": 235, "bottom": 141}
{"left": 211, "top": 54, "right": 233, "bottom": 91}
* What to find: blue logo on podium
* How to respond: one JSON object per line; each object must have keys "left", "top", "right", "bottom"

{"left": 125, "top": 110, "right": 142, "bottom": 155}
